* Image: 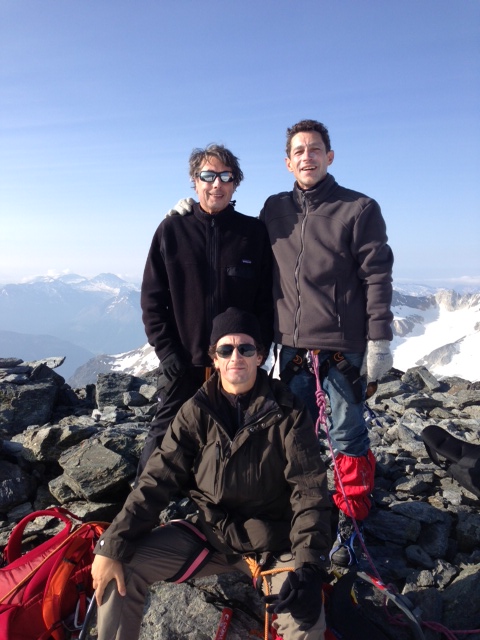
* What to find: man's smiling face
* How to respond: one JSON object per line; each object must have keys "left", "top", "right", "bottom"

{"left": 213, "top": 333, "right": 262, "bottom": 394}
{"left": 285, "top": 130, "right": 334, "bottom": 190}
{"left": 194, "top": 156, "right": 235, "bottom": 214}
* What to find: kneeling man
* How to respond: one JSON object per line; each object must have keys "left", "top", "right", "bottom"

{"left": 92, "top": 307, "right": 331, "bottom": 640}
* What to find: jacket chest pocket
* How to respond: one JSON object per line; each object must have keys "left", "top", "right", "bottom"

{"left": 225, "top": 264, "right": 257, "bottom": 305}
{"left": 228, "top": 440, "right": 286, "bottom": 502}
{"left": 226, "top": 264, "right": 255, "bottom": 279}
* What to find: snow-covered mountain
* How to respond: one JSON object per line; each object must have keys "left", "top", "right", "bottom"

{"left": 392, "top": 288, "right": 480, "bottom": 382}
{"left": 0, "top": 273, "right": 145, "bottom": 378}
{"left": 69, "top": 285, "right": 480, "bottom": 387}
{"left": 68, "top": 343, "right": 159, "bottom": 388}
{"left": 1, "top": 274, "right": 479, "bottom": 385}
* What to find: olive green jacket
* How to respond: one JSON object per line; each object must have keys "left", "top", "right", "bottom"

{"left": 95, "top": 369, "right": 331, "bottom": 569}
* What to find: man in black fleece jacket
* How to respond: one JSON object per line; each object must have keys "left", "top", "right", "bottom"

{"left": 138, "top": 144, "right": 273, "bottom": 475}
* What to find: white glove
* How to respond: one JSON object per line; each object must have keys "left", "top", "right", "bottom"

{"left": 360, "top": 340, "right": 393, "bottom": 382}
{"left": 166, "top": 197, "right": 195, "bottom": 217}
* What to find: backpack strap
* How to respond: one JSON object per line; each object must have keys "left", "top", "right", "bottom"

{"left": 42, "top": 521, "right": 108, "bottom": 640}
{"left": 0, "top": 519, "right": 80, "bottom": 606}
{"left": 3, "top": 508, "right": 81, "bottom": 564}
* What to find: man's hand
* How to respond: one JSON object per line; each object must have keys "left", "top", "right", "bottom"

{"left": 161, "top": 352, "right": 187, "bottom": 381}
{"left": 166, "top": 197, "right": 195, "bottom": 217}
{"left": 263, "top": 565, "right": 323, "bottom": 630}
{"left": 361, "top": 339, "right": 393, "bottom": 383}
{"left": 91, "top": 554, "right": 126, "bottom": 606}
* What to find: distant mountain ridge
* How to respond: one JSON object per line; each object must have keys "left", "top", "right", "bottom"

{"left": 1, "top": 274, "right": 479, "bottom": 385}
{"left": 70, "top": 282, "right": 480, "bottom": 387}
{"left": 0, "top": 330, "right": 95, "bottom": 380}
{"left": 0, "top": 273, "right": 145, "bottom": 379}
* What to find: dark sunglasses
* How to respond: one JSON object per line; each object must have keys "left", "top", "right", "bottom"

{"left": 215, "top": 343, "right": 258, "bottom": 358}
{"left": 197, "top": 171, "right": 235, "bottom": 183}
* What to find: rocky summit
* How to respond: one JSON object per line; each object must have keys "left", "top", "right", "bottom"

{"left": 1, "top": 356, "right": 479, "bottom": 640}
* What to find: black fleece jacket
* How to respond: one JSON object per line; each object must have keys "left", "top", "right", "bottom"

{"left": 141, "top": 203, "right": 274, "bottom": 366}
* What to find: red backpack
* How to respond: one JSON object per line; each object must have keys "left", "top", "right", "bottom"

{"left": 0, "top": 507, "right": 108, "bottom": 640}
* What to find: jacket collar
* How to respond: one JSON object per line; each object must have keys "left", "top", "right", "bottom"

{"left": 193, "top": 202, "right": 235, "bottom": 223}
{"left": 195, "top": 368, "right": 295, "bottom": 423}
{"left": 292, "top": 173, "right": 337, "bottom": 210}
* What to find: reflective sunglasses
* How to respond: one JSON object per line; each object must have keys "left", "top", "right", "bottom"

{"left": 197, "top": 170, "right": 235, "bottom": 183}
{"left": 215, "top": 343, "right": 258, "bottom": 358}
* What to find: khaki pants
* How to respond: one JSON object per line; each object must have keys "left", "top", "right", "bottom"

{"left": 97, "top": 523, "right": 326, "bottom": 640}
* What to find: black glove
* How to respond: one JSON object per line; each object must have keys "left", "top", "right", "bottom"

{"left": 263, "top": 565, "right": 323, "bottom": 631}
{"left": 161, "top": 353, "right": 187, "bottom": 382}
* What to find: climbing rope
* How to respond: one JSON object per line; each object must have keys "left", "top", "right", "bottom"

{"left": 243, "top": 555, "right": 294, "bottom": 640}
{"left": 311, "top": 351, "right": 382, "bottom": 580}
{"left": 311, "top": 351, "right": 480, "bottom": 640}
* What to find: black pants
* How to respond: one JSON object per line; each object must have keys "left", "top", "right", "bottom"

{"left": 136, "top": 366, "right": 207, "bottom": 480}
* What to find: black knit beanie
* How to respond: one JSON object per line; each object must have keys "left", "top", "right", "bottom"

{"left": 210, "top": 307, "right": 262, "bottom": 345}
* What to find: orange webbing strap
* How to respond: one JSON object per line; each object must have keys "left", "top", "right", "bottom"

{"left": 43, "top": 522, "right": 108, "bottom": 640}
{"left": 243, "top": 556, "right": 294, "bottom": 640}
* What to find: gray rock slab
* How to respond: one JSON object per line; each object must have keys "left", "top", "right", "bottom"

{"left": 19, "top": 423, "right": 98, "bottom": 462}
{"left": 0, "top": 460, "right": 35, "bottom": 513}
{"left": 139, "top": 572, "right": 264, "bottom": 640}
{"left": 456, "top": 511, "right": 480, "bottom": 553}
{"left": 365, "top": 510, "right": 422, "bottom": 545}
{"left": 390, "top": 501, "right": 446, "bottom": 524}
{"left": 95, "top": 372, "right": 135, "bottom": 410}
{"left": 442, "top": 564, "right": 480, "bottom": 630}
{"left": 0, "top": 381, "right": 58, "bottom": 435}
{"left": 59, "top": 440, "right": 135, "bottom": 501}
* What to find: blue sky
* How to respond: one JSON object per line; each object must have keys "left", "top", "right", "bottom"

{"left": 1, "top": 0, "right": 479, "bottom": 289}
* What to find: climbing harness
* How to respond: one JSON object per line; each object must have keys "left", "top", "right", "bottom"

{"left": 278, "top": 348, "right": 310, "bottom": 384}
{"left": 318, "top": 351, "right": 364, "bottom": 404}
{"left": 280, "top": 348, "right": 365, "bottom": 404}
{"left": 164, "top": 520, "right": 214, "bottom": 583}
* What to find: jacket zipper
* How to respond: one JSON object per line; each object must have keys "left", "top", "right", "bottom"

{"left": 214, "top": 439, "right": 229, "bottom": 496}
{"left": 293, "top": 193, "right": 308, "bottom": 345}
{"left": 207, "top": 217, "right": 219, "bottom": 338}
